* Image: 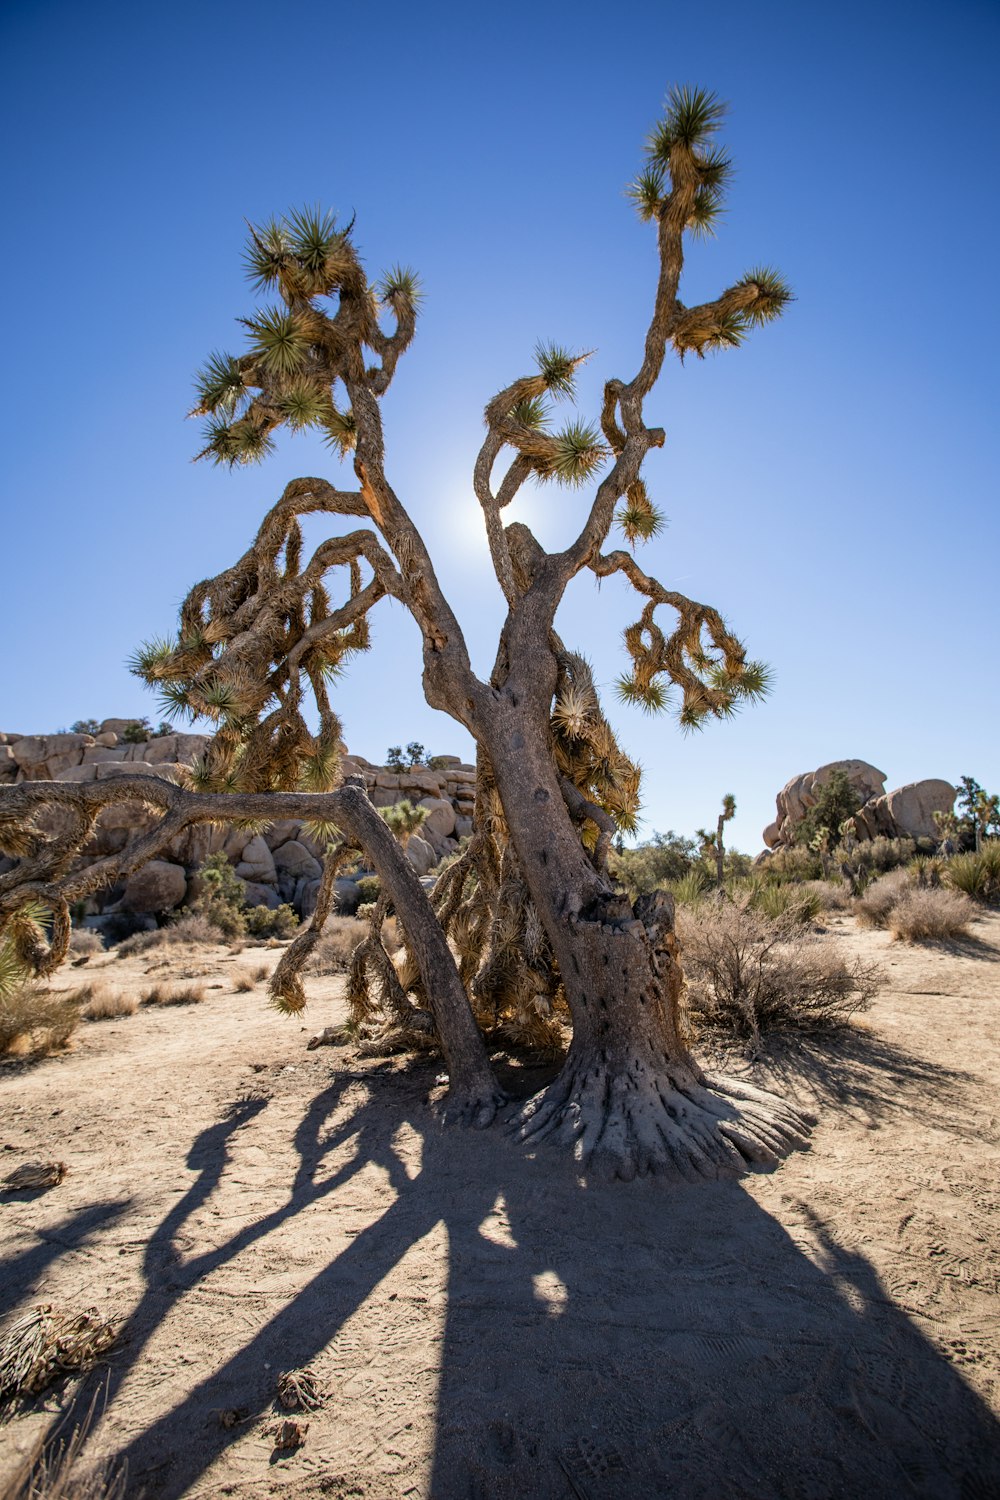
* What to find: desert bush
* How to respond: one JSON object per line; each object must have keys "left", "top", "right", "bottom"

{"left": 668, "top": 868, "right": 712, "bottom": 906}
{"left": 355, "top": 875, "right": 382, "bottom": 906}
{"left": 908, "top": 855, "right": 944, "bottom": 888}
{"left": 234, "top": 970, "right": 255, "bottom": 992}
{"left": 860, "top": 836, "right": 917, "bottom": 874}
{"left": 115, "top": 913, "right": 223, "bottom": 957}
{"left": 747, "top": 881, "right": 822, "bottom": 924}
{"left": 68, "top": 928, "right": 103, "bottom": 956}
{"left": 798, "top": 879, "right": 853, "bottom": 913}
{"left": 854, "top": 868, "right": 913, "bottom": 928}
{"left": 610, "top": 830, "right": 696, "bottom": 897}
{"left": 81, "top": 986, "right": 137, "bottom": 1021}
{"left": 758, "top": 845, "right": 824, "bottom": 884}
{"left": 678, "top": 900, "right": 880, "bottom": 1053}
{"left": 245, "top": 903, "right": 298, "bottom": 939}
{"left": 141, "top": 982, "right": 205, "bottom": 1006}
{"left": 887, "top": 888, "right": 974, "bottom": 943}
{"left": 0, "top": 984, "right": 81, "bottom": 1056}
{"left": 180, "top": 852, "right": 248, "bottom": 938}
{"left": 944, "top": 844, "right": 1000, "bottom": 905}
{"left": 309, "top": 917, "right": 371, "bottom": 973}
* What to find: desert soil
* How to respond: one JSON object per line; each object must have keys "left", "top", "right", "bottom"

{"left": 1, "top": 913, "right": 999, "bottom": 1499}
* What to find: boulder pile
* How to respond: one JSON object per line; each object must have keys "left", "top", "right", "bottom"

{"left": 0, "top": 722, "right": 477, "bottom": 923}
{"left": 762, "top": 759, "right": 955, "bottom": 850}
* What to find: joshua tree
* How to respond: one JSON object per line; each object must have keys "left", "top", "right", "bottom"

{"left": 379, "top": 798, "right": 430, "bottom": 849}
{"left": 0, "top": 87, "right": 813, "bottom": 1180}
{"left": 696, "top": 794, "right": 736, "bottom": 891}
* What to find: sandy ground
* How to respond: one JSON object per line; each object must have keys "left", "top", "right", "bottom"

{"left": 1, "top": 913, "right": 999, "bottom": 1498}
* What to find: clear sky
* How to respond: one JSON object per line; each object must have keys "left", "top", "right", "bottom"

{"left": 1, "top": 0, "right": 997, "bottom": 852}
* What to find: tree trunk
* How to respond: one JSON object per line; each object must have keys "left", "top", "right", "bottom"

{"left": 478, "top": 691, "right": 813, "bottom": 1181}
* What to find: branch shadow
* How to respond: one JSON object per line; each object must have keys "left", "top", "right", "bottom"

{"left": 13, "top": 1057, "right": 1000, "bottom": 1499}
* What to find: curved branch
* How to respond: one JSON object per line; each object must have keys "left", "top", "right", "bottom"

{"left": 0, "top": 776, "right": 503, "bottom": 1126}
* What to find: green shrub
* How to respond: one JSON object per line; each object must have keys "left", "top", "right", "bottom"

{"left": 750, "top": 882, "right": 822, "bottom": 924}
{"left": 245, "top": 903, "right": 298, "bottom": 939}
{"left": 70, "top": 718, "right": 101, "bottom": 736}
{"left": 180, "top": 852, "right": 248, "bottom": 938}
{"left": 794, "top": 769, "right": 864, "bottom": 848}
{"left": 758, "top": 845, "right": 824, "bottom": 884}
{"left": 944, "top": 844, "right": 1000, "bottom": 905}
{"left": 121, "top": 719, "right": 151, "bottom": 744}
{"left": 669, "top": 868, "right": 712, "bottom": 906}
{"left": 355, "top": 874, "right": 382, "bottom": 906}
{"left": 611, "top": 830, "right": 697, "bottom": 897}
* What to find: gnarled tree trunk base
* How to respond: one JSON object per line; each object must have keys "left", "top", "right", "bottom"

{"left": 511, "top": 1047, "right": 815, "bottom": 1182}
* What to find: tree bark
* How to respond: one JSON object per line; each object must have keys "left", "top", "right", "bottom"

{"left": 475, "top": 690, "right": 813, "bottom": 1181}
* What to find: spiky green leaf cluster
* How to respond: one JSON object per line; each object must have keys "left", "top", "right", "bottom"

{"left": 198, "top": 413, "right": 277, "bottom": 467}
{"left": 615, "top": 676, "right": 671, "bottom": 715}
{"left": 509, "top": 396, "right": 549, "bottom": 430}
{"left": 616, "top": 500, "right": 666, "bottom": 546}
{"left": 322, "top": 405, "right": 357, "bottom": 454}
{"left": 127, "top": 636, "right": 177, "bottom": 681}
{"left": 194, "top": 352, "right": 248, "bottom": 416}
{"left": 244, "top": 306, "right": 312, "bottom": 379}
{"left": 734, "top": 267, "right": 794, "bottom": 325}
{"left": 626, "top": 165, "right": 666, "bottom": 222}
{"left": 379, "top": 265, "right": 423, "bottom": 307}
{"left": 534, "top": 342, "right": 581, "bottom": 398}
{"left": 537, "top": 422, "right": 608, "bottom": 487}
{"left": 279, "top": 381, "right": 331, "bottom": 430}
{"left": 647, "top": 85, "right": 726, "bottom": 159}
{"left": 243, "top": 207, "right": 353, "bottom": 297}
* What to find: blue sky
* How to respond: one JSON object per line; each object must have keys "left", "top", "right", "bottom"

{"left": 1, "top": 0, "right": 997, "bottom": 851}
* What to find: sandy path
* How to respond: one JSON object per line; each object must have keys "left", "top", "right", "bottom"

{"left": 1, "top": 916, "right": 998, "bottom": 1498}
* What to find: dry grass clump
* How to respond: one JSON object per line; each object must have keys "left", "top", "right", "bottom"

{"left": 309, "top": 917, "right": 368, "bottom": 974}
{"left": 854, "top": 868, "right": 913, "bottom": 928}
{"left": 678, "top": 900, "right": 880, "bottom": 1056}
{"left": 233, "top": 970, "right": 255, "bottom": 993}
{"left": 798, "top": 879, "right": 853, "bottom": 913}
{"left": 5, "top": 1397, "right": 127, "bottom": 1500}
{"left": 140, "top": 981, "right": 206, "bottom": 1007}
{"left": 68, "top": 928, "right": 104, "bottom": 956}
{"left": 0, "top": 1304, "right": 117, "bottom": 1406}
{"left": 115, "top": 914, "right": 223, "bottom": 958}
{"left": 81, "top": 985, "right": 138, "bottom": 1021}
{"left": 2, "top": 1161, "right": 66, "bottom": 1192}
{"left": 0, "top": 985, "right": 81, "bottom": 1058}
{"left": 887, "top": 887, "right": 974, "bottom": 943}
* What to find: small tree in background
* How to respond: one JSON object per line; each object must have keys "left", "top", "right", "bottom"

{"left": 379, "top": 799, "right": 430, "bottom": 849}
{"left": 696, "top": 793, "right": 736, "bottom": 891}
{"left": 795, "top": 770, "right": 864, "bottom": 850}
{"left": 0, "top": 87, "right": 810, "bottom": 1180}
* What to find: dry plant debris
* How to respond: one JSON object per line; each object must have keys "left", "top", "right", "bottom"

{"left": 277, "top": 1365, "right": 324, "bottom": 1411}
{"left": 4, "top": 1394, "right": 128, "bottom": 1500}
{"left": 0, "top": 1304, "right": 117, "bottom": 1405}
{"left": 264, "top": 1417, "right": 309, "bottom": 1450}
{"left": 2, "top": 1160, "right": 67, "bottom": 1192}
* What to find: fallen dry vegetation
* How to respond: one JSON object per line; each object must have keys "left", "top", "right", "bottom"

{"left": 0, "top": 912, "right": 998, "bottom": 1498}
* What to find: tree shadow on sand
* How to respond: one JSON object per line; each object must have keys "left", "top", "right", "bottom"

{"left": 8, "top": 1052, "right": 1000, "bottom": 1499}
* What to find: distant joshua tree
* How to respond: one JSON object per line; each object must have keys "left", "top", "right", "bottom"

{"left": 0, "top": 88, "right": 810, "bottom": 1180}
{"left": 696, "top": 794, "right": 737, "bottom": 891}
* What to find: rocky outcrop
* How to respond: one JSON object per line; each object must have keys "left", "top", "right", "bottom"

{"left": 0, "top": 719, "right": 478, "bottom": 920}
{"left": 763, "top": 761, "right": 887, "bottom": 848}
{"left": 763, "top": 759, "right": 955, "bottom": 850}
{"left": 853, "top": 780, "right": 956, "bottom": 842}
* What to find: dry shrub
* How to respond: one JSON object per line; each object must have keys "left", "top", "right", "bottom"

{"left": 234, "top": 971, "right": 255, "bottom": 993}
{"left": 115, "top": 914, "right": 223, "bottom": 959}
{"left": 5, "top": 1396, "right": 127, "bottom": 1500}
{"left": 310, "top": 917, "right": 367, "bottom": 974}
{"left": 854, "top": 868, "right": 913, "bottom": 928}
{"left": 68, "top": 929, "right": 103, "bottom": 956}
{"left": 678, "top": 900, "right": 880, "bottom": 1054}
{"left": 141, "top": 981, "right": 205, "bottom": 1007}
{"left": 799, "top": 879, "right": 853, "bottom": 913}
{"left": 887, "top": 887, "right": 974, "bottom": 943}
{"left": 0, "top": 1304, "right": 117, "bottom": 1406}
{"left": 81, "top": 987, "right": 137, "bottom": 1021}
{"left": 0, "top": 985, "right": 80, "bottom": 1057}
{"left": 252, "top": 963, "right": 270, "bottom": 983}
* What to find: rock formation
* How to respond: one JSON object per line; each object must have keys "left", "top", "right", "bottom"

{"left": 0, "top": 721, "right": 477, "bottom": 924}
{"left": 762, "top": 759, "right": 955, "bottom": 850}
